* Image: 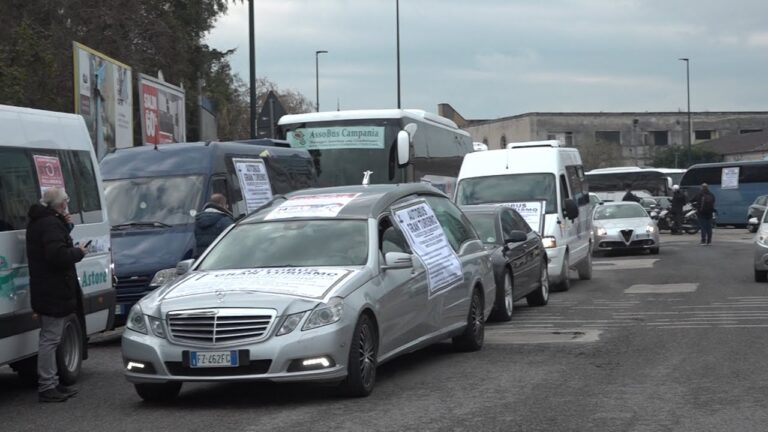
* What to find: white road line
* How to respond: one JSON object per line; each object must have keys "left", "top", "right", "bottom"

{"left": 625, "top": 283, "right": 698, "bottom": 294}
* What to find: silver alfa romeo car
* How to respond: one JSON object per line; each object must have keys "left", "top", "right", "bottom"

{"left": 122, "top": 184, "right": 494, "bottom": 401}
{"left": 592, "top": 201, "right": 660, "bottom": 255}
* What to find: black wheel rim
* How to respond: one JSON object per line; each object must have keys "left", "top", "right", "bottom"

{"left": 359, "top": 323, "right": 375, "bottom": 387}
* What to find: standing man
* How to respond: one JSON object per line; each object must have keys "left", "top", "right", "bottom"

{"left": 622, "top": 184, "right": 641, "bottom": 203}
{"left": 670, "top": 185, "right": 686, "bottom": 234}
{"left": 692, "top": 183, "right": 716, "bottom": 245}
{"left": 26, "top": 187, "right": 87, "bottom": 402}
{"left": 194, "top": 193, "right": 235, "bottom": 257}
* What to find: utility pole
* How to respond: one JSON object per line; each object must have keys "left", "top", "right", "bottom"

{"left": 315, "top": 50, "right": 328, "bottom": 112}
{"left": 679, "top": 58, "right": 692, "bottom": 165}
{"left": 396, "top": 0, "right": 401, "bottom": 109}
{"left": 248, "top": 0, "right": 256, "bottom": 138}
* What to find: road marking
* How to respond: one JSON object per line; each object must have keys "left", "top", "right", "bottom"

{"left": 485, "top": 328, "right": 602, "bottom": 344}
{"left": 593, "top": 258, "right": 659, "bottom": 270}
{"left": 625, "top": 283, "right": 698, "bottom": 294}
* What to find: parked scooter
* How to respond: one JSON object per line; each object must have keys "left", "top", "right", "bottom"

{"left": 679, "top": 206, "right": 700, "bottom": 235}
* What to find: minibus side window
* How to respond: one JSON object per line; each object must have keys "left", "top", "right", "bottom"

{"left": 69, "top": 151, "right": 103, "bottom": 224}
{"left": 0, "top": 148, "right": 38, "bottom": 231}
{"left": 559, "top": 174, "right": 570, "bottom": 210}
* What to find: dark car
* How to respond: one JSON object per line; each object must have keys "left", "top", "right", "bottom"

{"left": 461, "top": 205, "right": 549, "bottom": 321}
{"left": 747, "top": 195, "right": 768, "bottom": 233}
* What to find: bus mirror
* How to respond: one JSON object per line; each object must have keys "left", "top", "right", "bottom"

{"left": 397, "top": 130, "right": 410, "bottom": 166}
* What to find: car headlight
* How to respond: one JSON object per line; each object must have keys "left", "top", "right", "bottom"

{"left": 542, "top": 236, "right": 557, "bottom": 248}
{"left": 150, "top": 268, "right": 178, "bottom": 287}
{"left": 646, "top": 225, "right": 656, "bottom": 233}
{"left": 596, "top": 227, "right": 607, "bottom": 236}
{"left": 758, "top": 231, "right": 768, "bottom": 246}
{"left": 277, "top": 312, "right": 306, "bottom": 336}
{"left": 126, "top": 304, "right": 147, "bottom": 334}
{"left": 303, "top": 297, "right": 344, "bottom": 331}
{"left": 148, "top": 316, "right": 166, "bottom": 338}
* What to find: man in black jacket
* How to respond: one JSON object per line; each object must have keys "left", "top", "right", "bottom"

{"left": 691, "top": 183, "right": 716, "bottom": 245}
{"left": 26, "top": 187, "right": 87, "bottom": 402}
{"left": 622, "top": 184, "right": 641, "bottom": 203}
{"left": 670, "top": 185, "right": 686, "bottom": 234}
{"left": 194, "top": 193, "right": 235, "bottom": 258}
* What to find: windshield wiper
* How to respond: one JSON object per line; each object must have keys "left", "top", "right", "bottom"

{"left": 111, "top": 221, "right": 171, "bottom": 230}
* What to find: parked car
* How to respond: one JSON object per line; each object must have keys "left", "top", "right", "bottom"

{"left": 753, "top": 209, "right": 768, "bottom": 282}
{"left": 122, "top": 184, "right": 495, "bottom": 401}
{"left": 592, "top": 202, "right": 660, "bottom": 255}
{"left": 461, "top": 206, "right": 549, "bottom": 321}
{"left": 747, "top": 195, "right": 768, "bottom": 233}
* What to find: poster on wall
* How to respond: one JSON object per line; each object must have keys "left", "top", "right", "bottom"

{"left": 73, "top": 42, "right": 133, "bottom": 160}
{"left": 232, "top": 158, "right": 273, "bottom": 213}
{"left": 138, "top": 74, "right": 186, "bottom": 145}
{"left": 32, "top": 155, "right": 65, "bottom": 196}
{"left": 721, "top": 167, "right": 740, "bottom": 190}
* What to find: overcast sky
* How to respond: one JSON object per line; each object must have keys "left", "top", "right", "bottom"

{"left": 207, "top": 0, "right": 768, "bottom": 120}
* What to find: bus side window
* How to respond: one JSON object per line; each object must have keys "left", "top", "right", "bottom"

{"left": 209, "top": 175, "right": 230, "bottom": 212}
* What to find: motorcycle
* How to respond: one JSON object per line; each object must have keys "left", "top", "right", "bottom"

{"left": 679, "top": 206, "right": 701, "bottom": 235}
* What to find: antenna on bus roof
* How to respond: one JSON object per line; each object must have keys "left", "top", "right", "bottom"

{"left": 362, "top": 170, "right": 373, "bottom": 186}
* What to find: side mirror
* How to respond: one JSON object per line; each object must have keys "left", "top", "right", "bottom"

{"left": 382, "top": 251, "right": 413, "bottom": 270}
{"left": 396, "top": 130, "right": 410, "bottom": 166}
{"left": 504, "top": 230, "right": 527, "bottom": 244}
{"left": 749, "top": 217, "right": 759, "bottom": 225}
{"left": 563, "top": 198, "right": 579, "bottom": 221}
{"left": 176, "top": 259, "right": 195, "bottom": 276}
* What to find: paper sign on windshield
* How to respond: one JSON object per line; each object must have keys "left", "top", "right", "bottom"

{"left": 32, "top": 155, "right": 66, "bottom": 197}
{"left": 287, "top": 126, "right": 385, "bottom": 150}
{"left": 497, "top": 201, "right": 546, "bottom": 233}
{"left": 721, "top": 167, "right": 739, "bottom": 190}
{"left": 233, "top": 158, "right": 273, "bottom": 213}
{"left": 265, "top": 193, "right": 361, "bottom": 220}
{"left": 164, "top": 268, "right": 355, "bottom": 299}
{"left": 393, "top": 201, "right": 463, "bottom": 297}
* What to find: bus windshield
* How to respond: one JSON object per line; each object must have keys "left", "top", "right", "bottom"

{"left": 280, "top": 120, "right": 401, "bottom": 187}
{"left": 456, "top": 173, "right": 558, "bottom": 214}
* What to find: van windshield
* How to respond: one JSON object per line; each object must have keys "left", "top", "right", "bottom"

{"left": 104, "top": 176, "right": 205, "bottom": 227}
{"left": 456, "top": 174, "right": 557, "bottom": 214}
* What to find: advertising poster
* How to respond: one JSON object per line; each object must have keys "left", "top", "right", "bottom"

{"left": 286, "top": 126, "right": 385, "bottom": 150}
{"left": 32, "top": 155, "right": 65, "bottom": 196}
{"left": 139, "top": 74, "right": 186, "bottom": 145}
{"left": 73, "top": 42, "right": 133, "bottom": 160}
{"left": 265, "top": 193, "right": 361, "bottom": 220}
{"left": 721, "top": 167, "right": 740, "bottom": 190}
{"left": 393, "top": 200, "right": 463, "bottom": 297}
{"left": 232, "top": 158, "right": 273, "bottom": 213}
{"left": 499, "top": 201, "right": 546, "bottom": 233}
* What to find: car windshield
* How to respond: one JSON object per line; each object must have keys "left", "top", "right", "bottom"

{"left": 198, "top": 220, "right": 369, "bottom": 270}
{"left": 464, "top": 212, "right": 499, "bottom": 244}
{"left": 594, "top": 204, "right": 648, "bottom": 220}
{"left": 456, "top": 173, "right": 557, "bottom": 214}
{"left": 104, "top": 176, "right": 204, "bottom": 226}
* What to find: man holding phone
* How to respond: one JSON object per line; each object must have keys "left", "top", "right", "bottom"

{"left": 26, "top": 187, "right": 88, "bottom": 402}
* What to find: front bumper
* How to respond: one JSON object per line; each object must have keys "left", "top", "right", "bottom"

{"left": 595, "top": 231, "right": 658, "bottom": 251}
{"left": 121, "top": 318, "right": 353, "bottom": 384}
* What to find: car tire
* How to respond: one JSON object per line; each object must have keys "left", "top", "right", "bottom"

{"left": 755, "top": 269, "right": 768, "bottom": 283}
{"left": 552, "top": 254, "right": 571, "bottom": 292}
{"left": 452, "top": 288, "right": 485, "bottom": 352}
{"left": 338, "top": 314, "right": 378, "bottom": 397}
{"left": 650, "top": 247, "right": 660, "bottom": 255}
{"left": 577, "top": 246, "right": 593, "bottom": 280}
{"left": 490, "top": 271, "right": 513, "bottom": 322}
{"left": 748, "top": 225, "right": 758, "bottom": 234}
{"left": 56, "top": 314, "right": 84, "bottom": 385}
{"left": 134, "top": 382, "right": 183, "bottom": 402}
{"left": 526, "top": 259, "right": 550, "bottom": 307}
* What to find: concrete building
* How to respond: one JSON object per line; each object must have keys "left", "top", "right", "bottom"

{"left": 438, "top": 104, "right": 768, "bottom": 169}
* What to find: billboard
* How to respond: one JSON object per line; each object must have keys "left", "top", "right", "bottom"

{"left": 138, "top": 74, "right": 186, "bottom": 145}
{"left": 73, "top": 42, "right": 133, "bottom": 160}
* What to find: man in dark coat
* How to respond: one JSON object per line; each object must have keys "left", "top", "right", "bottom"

{"left": 622, "top": 185, "right": 641, "bottom": 203}
{"left": 670, "top": 185, "right": 686, "bottom": 234}
{"left": 691, "top": 183, "right": 716, "bottom": 245}
{"left": 26, "top": 187, "right": 87, "bottom": 402}
{"left": 194, "top": 193, "right": 235, "bottom": 258}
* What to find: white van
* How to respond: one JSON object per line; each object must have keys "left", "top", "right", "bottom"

{"left": 455, "top": 140, "right": 592, "bottom": 290}
{"left": 0, "top": 105, "right": 115, "bottom": 383}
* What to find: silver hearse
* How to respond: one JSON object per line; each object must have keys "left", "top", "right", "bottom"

{"left": 122, "top": 184, "right": 495, "bottom": 400}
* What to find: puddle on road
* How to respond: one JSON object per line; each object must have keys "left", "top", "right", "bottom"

{"left": 485, "top": 328, "right": 602, "bottom": 344}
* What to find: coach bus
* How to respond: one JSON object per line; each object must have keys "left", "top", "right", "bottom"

{"left": 680, "top": 160, "right": 768, "bottom": 226}
{"left": 278, "top": 109, "right": 473, "bottom": 188}
{"left": 585, "top": 167, "right": 674, "bottom": 201}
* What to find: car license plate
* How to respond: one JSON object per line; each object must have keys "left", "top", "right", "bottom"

{"left": 190, "top": 351, "right": 239, "bottom": 368}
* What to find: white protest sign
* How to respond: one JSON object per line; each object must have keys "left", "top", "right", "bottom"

{"left": 164, "top": 267, "right": 355, "bottom": 299}
{"left": 265, "top": 193, "right": 361, "bottom": 220}
{"left": 233, "top": 158, "right": 273, "bottom": 213}
{"left": 497, "top": 201, "right": 546, "bottom": 233}
{"left": 393, "top": 201, "right": 464, "bottom": 297}
{"left": 721, "top": 167, "right": 739, "bottom": 190}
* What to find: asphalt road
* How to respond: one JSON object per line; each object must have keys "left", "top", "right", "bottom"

{"left": 2, "top": 229, "right": 765, "bottom": 432}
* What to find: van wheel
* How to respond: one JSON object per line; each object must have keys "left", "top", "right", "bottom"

{"left": 527, "top": 259, "right": 550, "bottom": 307}
{"left": 453, "top": 288, "right": 485, "bottom": 352}
{"left": 135, "top": 382, "right": 182, "bottom": 402}
{"left": 577, "top": 246, "right": 593, "bottom": 280}
{"left": 490, "top": 272, "right": 513, "bottom": 322}
{"left": 56, "top": 314, "right": 84, "bottom": 385}
{"left": 553, "top": 254, "right": 571, "bottom": 292}
{"left": 338, "top": 314, "right": 378, "bottom": 397}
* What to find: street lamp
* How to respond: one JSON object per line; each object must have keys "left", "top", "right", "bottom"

{"left": 396, "top": 0, "right": 401, "bottom": 109}
{"left": 315, "top": 50, "right": 328, "bottom": 112}
{"left": 248, "top": 0, "right": 256, "bottom": 138}
{"left": 679, "top": 58, "right": 692, "bottom": 165}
